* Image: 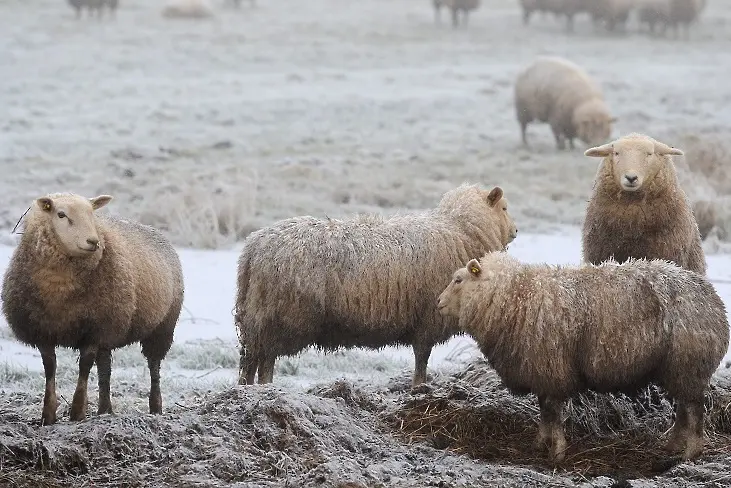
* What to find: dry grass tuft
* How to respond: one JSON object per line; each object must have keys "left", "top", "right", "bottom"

{"left": 385, "top": 359, "right": 731, "bottom": 480}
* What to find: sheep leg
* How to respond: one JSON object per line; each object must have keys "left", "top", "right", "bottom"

{"left": 40, "top": 347, "right": 58, "bottom": 426}
{"left": 537, "top": 396, "right": 567, "bottom": 462}
{"left": 411, "top": 342, "right": 432, "bottom": 386}
{"left": 664, "top": 403, "right": 688, "bottom": 452}
{"left": 451, "top": 8, "right": 459, "bottom": 28}
{"left": 257, "top": 356, "right": 276, "bottom": 384}
{"left": 147, "top": 358, "right": 163, "bottom": 414}
{"left": 238, "top": 343, "right": 258, "bottom": 385}
{"left": 550, "top": 123, "right": 566, "bottom": 150}
{"left": 70, "top": 346, "right": 97, "bottom": 421}
{"left": 522, "top": 9, "right": 531, "bottom": 26}
{"left": 564, "top": 14, "right": 575, "bottom": 33}
{"left": 96, "top": 348, "right": 113, "bottom": 415}
{"left": 681, "top": 401, "right": 705, "bottom": 460}
{"left": 433, "top": 2, "right": 440, "bottom": 24}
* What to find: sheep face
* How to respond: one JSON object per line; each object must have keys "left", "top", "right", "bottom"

{"left": 35, "top": 194, "right": 113, "bottom": 257}
{"left": 486, "top": 187, "right": 519, "bottom": 247}
{"left": 585, "top": 136, "right": 683, "bottom": 192}
{"left": 573, "top": 100, "right": 615, "bottom": 147}
{"left": 437, "top": 258, "right": 485, "bottom": 318}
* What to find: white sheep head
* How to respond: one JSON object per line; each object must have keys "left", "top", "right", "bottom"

{"left": 584, "top": 134, "right": 683, "bottom": 193}
{"left": 34, "top": 193, "right": 113, "bottom": 258}
{"left": 437, "top": 257, "right": 489, "bottom": 318}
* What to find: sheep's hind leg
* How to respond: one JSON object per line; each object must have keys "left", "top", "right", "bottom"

{"left": 40, "top": 347, "right": 58, "bottom": 425}
{"left": 70, "top": 346, "right": 97, "bottom": 421}
{"left": 257, "top": 355, "right": 276, "bottom": 384}
{"left": 664, "top": 402, "right": 688, "bottom": 452}
{"left": 238, "top": 343, "right": 258, "bottom": 385}
{"left": 96, "top": 348, "right": 113, "bottom": 415}
{"left": 147, "top": 358, "right": 163, "bottom": 414}
{"left": 679, "top": 400, "right": 705, "bottom": 460}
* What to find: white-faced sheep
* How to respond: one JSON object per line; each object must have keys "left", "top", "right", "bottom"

{"left": 1, "top": 193, "right": 184, "bottom": 425}
{"left": 582, "top": 133, "right": 706, "bottom": 274}
{"left": 433, "top": 0, "right": 481, "bottom": 27}
{"left": 235, "top": 184, "right": 518, "bottom": 387}
{"left": 162, "top": 0, "right": 214, "bottom": 19}
{"left": 515, "top": 56, "right": 616, "bottom": 151}
{"left": 437, "top": 252, "right": 729, "bottom": 462}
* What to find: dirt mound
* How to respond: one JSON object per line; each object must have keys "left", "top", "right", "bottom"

{"left": 386, "top": 359, "right": 731, "bottom": 484}
{"left": 1, "top": 364, "right": 730, "bottom": 487}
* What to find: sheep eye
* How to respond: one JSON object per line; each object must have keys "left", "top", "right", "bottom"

{"left": 57, "top": 211, "right": 66, "bottom": 219}
{"left": 613, "top": 152, "right": 619, "bottom": 157}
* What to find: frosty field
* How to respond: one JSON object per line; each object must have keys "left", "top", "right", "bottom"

{"left": 2, "top": 0, "right": 731, "bottom": 486}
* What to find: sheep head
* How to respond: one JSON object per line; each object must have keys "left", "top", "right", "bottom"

{"left": 573, "top": 100, "right": 616, "bottom": 147}
{"left": 437, "top": 257, "right": 486, "bottom": 318}
{"left": 34, "top": 193, "right": 113, "bottom": 258}
{"left": 584, "top": 134, "right": 683, "bottom": 193}
{"left": 485, "top": 186, "right": 519, "bottom": 247}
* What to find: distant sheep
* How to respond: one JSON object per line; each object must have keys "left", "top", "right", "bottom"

{"left": 636, "top": 0, "right": 672, "bottom": 34}
{"left": 235, "top": 184, "right": 518, "bottom": 387}
{"left": 68, "top": 0, "right": 118, "bottom": 18}
{"left": 667, "top": 0, "right": 706, "bottom": 39}
{"left": 588, "top": 0, "right": 635, "bottom": 31}
{"left": 520, "top": 0, "right": 590, "bottom": 31}
{"left": 515, "top": 56, "right": 615, "bottom": 150}
{"left": 582, "top": 133, "right": 706, "bottom": 274}
{"left": 162, "top": 0, "right": 213, "bottom": 19}
{"left": 437, "top": 252, "right": 729, "bottom": 461}
{"left": 433, "top": 0, "right": 481, "bottom": 27}
{"left": 1, "top": 193, "right": 184, "bottom": 425}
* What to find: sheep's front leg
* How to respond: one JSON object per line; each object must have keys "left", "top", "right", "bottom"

{"left": 411, "top": 342, "right": 432, "bottom": 386}
{"left": 70, "top": 346, "right": 97, "bottom": 421}
{"left": 537, "top": 396, "right": 567, "bottom": 462}
{"left": 147, "top": 358, "right": 163, "bottom": 414}
{"left": 96, "top": 348, "right": 113, "bottom": 415}
{"left": 40, "top": 347, "right": 58, "bottom": 425}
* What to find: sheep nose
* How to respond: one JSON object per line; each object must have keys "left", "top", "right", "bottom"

{"left": 625, "top": 175, "right": 638, "bottom": 184}
{"left": 87, "top": 238, "right": 99, "bottom": 247}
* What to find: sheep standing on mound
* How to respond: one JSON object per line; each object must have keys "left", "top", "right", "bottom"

{"left": 582, "top": 133, "right": 706, "bottom": 274}
{"left": 162, "top": 0, "right": 213, "bottom": 19}
{"left": 437, "top": 252, "right": 729, "bottom": 462}
{"left": 433, "top": 0, "right": 481, "bottom": 27}
{"left": 1, "top": 193, "right": 184, "bottom": 425}
{"left": 515, "top": 56, "right": 615, "bottom": 151}
{"left": 235, "top": 184, "right": 518, "bottom": 387}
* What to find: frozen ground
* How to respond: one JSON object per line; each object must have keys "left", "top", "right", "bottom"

{"left": 2, "top": 0, "right": 731, "bottom": 486}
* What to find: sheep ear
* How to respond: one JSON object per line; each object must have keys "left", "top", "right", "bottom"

{"left": 654, "top": 141, "right": 684, "bottom": 156}
{"left": 36, "top": 197, "right": 53, "bottom": 212}
{"left": 486, "top": 187, "right": 503, "bottom": 207}
{"left": 584, "top": 143, "right": 613, "bottom": 157}
{"left": 90, "top": 195, "right": 113, "bottom": 210}
{"left": 467, "top": 258, "right": 482, "bottom": 278}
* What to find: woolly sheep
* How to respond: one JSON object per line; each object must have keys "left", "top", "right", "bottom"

{"left": 667, "top": 0, "right": 706, "bottom": 39}
{"left": 582, "top": 133, "right": 706, "bottom": 274}
{"left": 515, "top": 56, "right": 616, "bottom": 151}
{"left": 523, "top": 0, "right": 589, "bottom": 31}
{"left": 637, "top": 0, "right": 672, "bottom": 34}
{"left": 588, "top": 0, "right": 635, "bottom": 31}
{"left": 433, "top": 0, "right": 480, "bottom": 27}
{"left": 234, "top": 184, "right": 518, "bottom": 387}
{"left": 437, "top": 252, "right": 729, "bottom": 462}
{"left": 68, "top": 0, "right": 117, "bottom": 18}
{"left": 1, "top": 193, "right": 184, "bottom": 425}
{"left": 162, "top": 0, "right": 213, "bottom": 19}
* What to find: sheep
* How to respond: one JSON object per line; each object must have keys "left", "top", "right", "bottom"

{"left": 531, "top": 0, "right": 590, "bottom": 32}
{"left": 588, "top": 0, "right": 635, "bottom": 32}
{"left": 515, "top": 56, "right": 616, "bottom": 151}
{"left": 234, "top": 184, "right": 518, "bottom": 387}
{"left": 433, "top": 0, "right": 481, "bottom": 27}
{"left": 667, "top": 0, "right": 706, "bottom": 39}
{"left": 582, "top": 133, "right": 706, "bottom": 275}
{"left": 437, "top": 252, "right": 729, "bottom": 462}
{"left": 1, "top": 193, "right": 184, "bottom": 425}
{"left": 636, "top": 0, "right": 672, "bottom": 34}
{"left": 67, "top": 0, "right": 117, "bottom": 18}
{"left": 162, "top": 0, "right": 214, "bottom": 19}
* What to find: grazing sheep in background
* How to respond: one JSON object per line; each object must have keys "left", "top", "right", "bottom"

{"left": 434, "top": 0, "right": 481, "bottom": 27}
{"left": 1, "top": 193, "right": 184, "bottom": 425}
{"left": 67, "top": 0, "right": 117, "bottom": 18}
{"left": 162, "top": 0, "right": 214, "bottom": 19}
{"left": 582, "top": 133, "right": 706, "bottom": 274}
{"left": 536, "top": 0, "right": 591, "bottom": 32}
{"left": 692, "top": 199, "right": 717, "bottom": 241}
{"left": 235, "top": 184, "right": 518, "bottom": 387}
{"left": 637, "top": 0, "right": 672, "bottom": 34}
{"left": 519, "top": 0, "right": 542, "bottom": 24}
{"left": 437, "top": 252, "right": 729, "bottom": 462}
{"left": 515, "top": 56, "right": 616, "bottom": 150}
{"left": 667, "top": 0, "right": 706, "bottom": 39}
{"left": 588, "top": 0, "right": 635, "bottom": 32}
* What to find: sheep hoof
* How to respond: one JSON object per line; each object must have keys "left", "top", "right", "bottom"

{"left": 41, "top": 410, "right": 57, "bottom": 426}
{"left": 682, "top": 439, "right": 704, "bottom": 461}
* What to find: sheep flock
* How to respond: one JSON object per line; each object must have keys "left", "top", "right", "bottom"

{"left": 1, "top": 1, "right": 731, "bottom": 487}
